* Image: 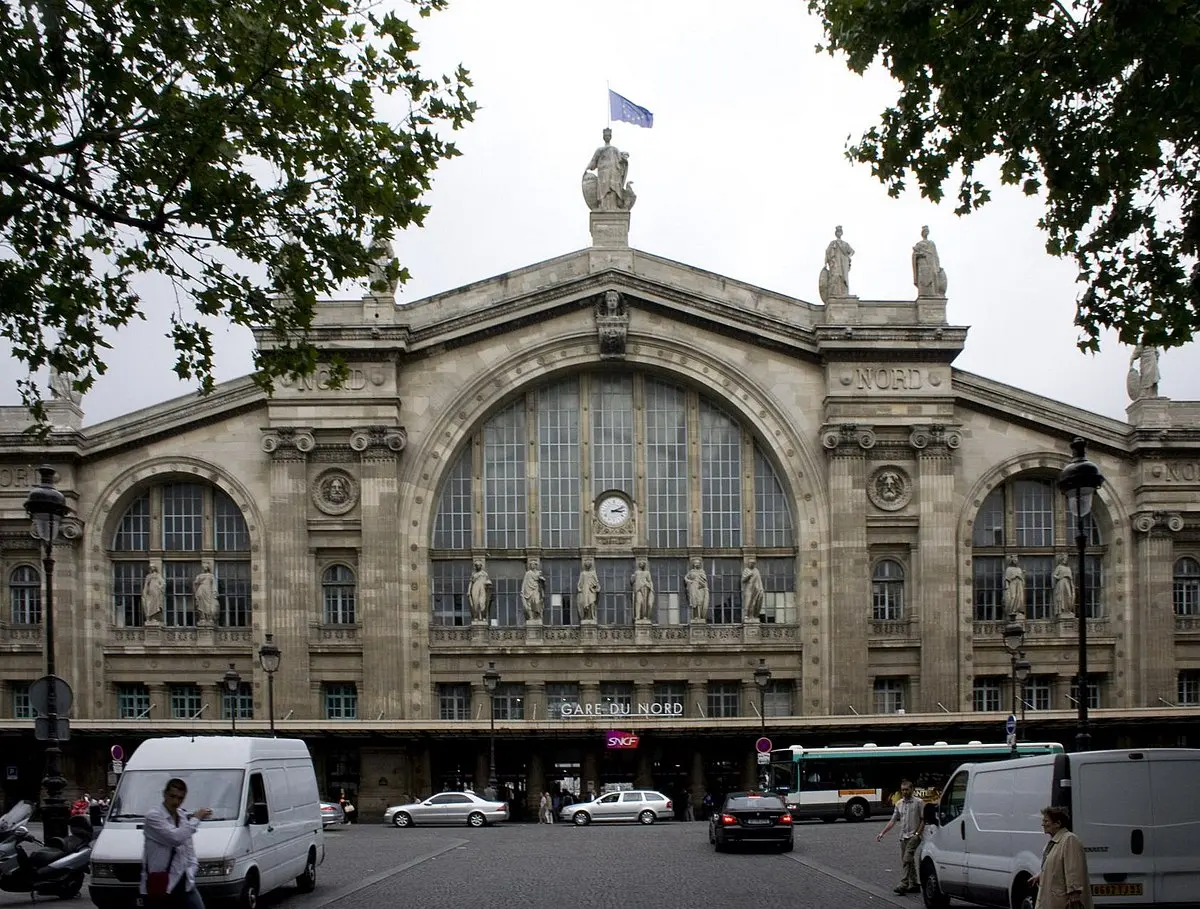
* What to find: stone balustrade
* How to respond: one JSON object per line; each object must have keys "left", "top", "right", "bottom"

{"left": 428, "top": 622, "right": 800, "bottom": 646}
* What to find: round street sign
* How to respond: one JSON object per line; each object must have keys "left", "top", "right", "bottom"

{"left": 29, "top": 675, "right": 73, "bottom": 716}
{"left": 1005, "top": 714, "right": 1017, "bottom": 735}
{"left": 755, "top": 736, "right": 773, "bottom": 754}
{"left": 110, "top": 744, "right": 125, "bottom": 762}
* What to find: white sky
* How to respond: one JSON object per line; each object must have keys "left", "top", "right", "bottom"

{"left": 4, "top": 0, "right": 1198, "bottom": 424}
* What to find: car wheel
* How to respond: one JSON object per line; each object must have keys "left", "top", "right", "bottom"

{"left": 467, "top": 811, "right": 486, "bottom": 828}
{"left": 238, "top": 872, "right": 260, "bottom": 909}
{"left": 638, "top": 810, "right": 656, "bottom": 825}
{"left": 572, "top": 811, "right": 591, "bottom": 826}
{"left": 781, "top": 838, "right": 794, "bottom": 853}
{"left": 1015, "top": 877, "right": 1037, "bottom": 909}
{"left": 392, "top": 811, "right": 412, "bottom": 828}
{"left": 921, "top": 863, "right": 950, "bottom": 909}
{"left": 844, "top": 799, "right": 870, "bottom": 822}
{"left": 295, "top": 848, "right": 317, "bottom": 893}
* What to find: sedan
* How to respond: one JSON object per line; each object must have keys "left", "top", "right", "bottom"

{"left": 319, "top": 802, "right": 346, "bottom": 828}
{"left": 562, "top": 790, "right": 673, "bottom": 825}
{"left": 384, "top": 791, "right": 508, "bottom": 828}
{"left": 709, "top": 793, "right": 793, "bottom": 852}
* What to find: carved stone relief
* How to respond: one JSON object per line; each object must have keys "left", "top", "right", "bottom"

{"left": 349, "top": 426, "right": 408, "bottom": 453}
{"left": 312, "top": 468, "right": 359, "bottom": 516}
{"left": 594, "top": 290, "right": 630, "bottom": 360}
{"left": 908, "top": 424, "right": 962, "bottom": 450}
{"left": 867, "top": 466, "right": 913, "bottom": 511}
{"left": 821, "top": 423, "right": 876, "bottom": 451}
{"left": 1132, "top": 510, "right": 1184, "bottom": 534}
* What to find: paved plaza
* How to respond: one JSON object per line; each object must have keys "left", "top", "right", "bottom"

{"left": 0, "top": 817, "right": 933, "bottom": 909}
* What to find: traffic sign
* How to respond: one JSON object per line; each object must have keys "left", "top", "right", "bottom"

{"left": 756, "top": 752, "right": 770, "bottom": 765}
{"left": 110, "top": 744, "right": 125, "bottom": 762}
{"left": 755, "top": 736, "right": 773, "bottom": 754}
{"left": 29, "top": 675, "right": 73, "bottom": 716}
{"left": 34, "top": 716, "right": 70, "bottom": 742}
{"left": 111, "top": 760, "right": 124, "bottom": 774}
{"left": 1005, "top": 714, "right": 1017, "bottom": 735}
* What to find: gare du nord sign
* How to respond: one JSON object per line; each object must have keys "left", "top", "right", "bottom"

{"left": 558, "top": 702, "right": 685, "bottom": 718}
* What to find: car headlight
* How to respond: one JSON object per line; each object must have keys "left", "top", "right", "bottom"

{"left": 90, "top": 863, "right": 115, "bottom": 879}
{"left": 197, "top": 861, "right": 234, "bottom": 877}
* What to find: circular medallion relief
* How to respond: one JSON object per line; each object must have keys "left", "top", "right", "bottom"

{"left": 867, "top": 466, "right": 913, "bottom": 511}
{"left": 313, "top": 468, "right": 358, "bottom": 516}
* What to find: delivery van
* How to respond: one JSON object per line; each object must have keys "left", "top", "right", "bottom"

{"left": 917, "top": 748, "right": 1200, "bottom": 909}
{"left": 88, "top": 736, "right": 324, "bottom": 909}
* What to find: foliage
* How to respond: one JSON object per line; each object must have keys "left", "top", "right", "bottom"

{"left": 807, "top": 0, "right": 1200, "bottom": 351}
{"left": 0, "top": 0, "right": 475, "bottom": 428}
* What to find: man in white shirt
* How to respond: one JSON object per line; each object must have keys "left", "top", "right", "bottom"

{"left": 141, "top": 778, "right": 212, "bottom": 908}
{"left": 876, "top": 779, "right": 925, "bottom": 894}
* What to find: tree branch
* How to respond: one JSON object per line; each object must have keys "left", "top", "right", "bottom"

{"left": 0, "top": 160, "right": 170, "bottom": 232}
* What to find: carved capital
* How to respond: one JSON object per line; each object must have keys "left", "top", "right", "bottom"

{"left": 821, "top": 423, "right": 875, "bottom": 454}
{"left": 1132, "top": 511, "right": 1184, "bottom": 535}
{"left": 261, "top": 427, "right": 313, "bottom": 460}
{"left": 350, "top": 426, "right": 408, "bottom": 457}
{"left": 908, "top": 423, "right": 961, "bottom": 452}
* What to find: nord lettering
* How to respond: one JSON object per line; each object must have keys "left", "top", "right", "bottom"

{"left": 559, "top": 702, "right": 684, "bottom": 718}
{"left": 0, "top": 466, "right": 36, "bottom": 488}
{"left": 853, "top": 368, "right": 923, "bottom": 391}
{"left": 287, "top": 367, "right": 369, "bottom": 392}
{"left": 1164, "top": 462, "right": 1200, "bottom": 483}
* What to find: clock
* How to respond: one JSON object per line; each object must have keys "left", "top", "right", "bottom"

{"left": 596, "top": 493, "right": 631, "bottom": 528}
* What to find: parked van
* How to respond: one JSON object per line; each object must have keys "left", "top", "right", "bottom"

{"left": 918, "top": 748, "right": 1200, "bottom": 909}
{"left": 88, "top": 736, "right": 324, "bottom": 909}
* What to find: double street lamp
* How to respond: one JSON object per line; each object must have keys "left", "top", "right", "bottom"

{"left": 482, "top": 661, "right": 501, "bottom": 797}
{"left": 1057, "top": 437, "right": 1105, "bottom": 754}
{"left": 24, "top": 466, "right": 71, "bottom": 845}
{"left": 221, "top": 663, "right": 242, "bottom": 732}
{"left": 257, "top": 634, "right": 282, "bottom": 735}
{"left": 1001, "top": 619, "right": 1032, "bottom": 753}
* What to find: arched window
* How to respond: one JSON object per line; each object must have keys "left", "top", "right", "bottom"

{"left": 871, "top": 559, "right": 905, "bottom": 621}
{"left": 109, "top": 483, "right": 251, "bottom": 627}
{"left": 9, "top": 566, "right": 41, "bottom": 625}
{"left": 971, "top": 477, "right": 1107, "bottom": 621}
{"left": 1175, "top": 557, "right": 1200, "bottom": 616}
{"left": 323, "top": 565, "right": 357, "bottom": 625}
{"left": 430, "top": 373, "right": 797, "bottom": 627}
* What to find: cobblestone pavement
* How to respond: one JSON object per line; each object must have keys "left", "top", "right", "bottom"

{"left": 2, "top": 816, "right": 939, "bottom": 909}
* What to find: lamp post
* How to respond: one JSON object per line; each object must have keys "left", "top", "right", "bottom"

{"left": 257, "top": 634, "right": 281, "bottom": 736}
{"left": 24, "top": 465, "right": 70, "bottom": 845}
{"left": 482, "top": 661, "right": 501, "bottom": 797}
{"left": 1057, "top": 437, "right": 1105, "bottom": 753}
{"left": 222, "top": 663, "right": 242, "bottom": 732}
{"left": 753, "top": 658, "right": 771, "bottom": 733}
{"left": 1014, "top": 653, "right": 1032, "bottom": 729}
{"left": 1001, "top": 617, "right": 1026, "bottom": 753}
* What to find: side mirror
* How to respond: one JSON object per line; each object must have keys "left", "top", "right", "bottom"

{"left": 250, "top": 803, "right": 269, "bottom": 826}
{"left": 923, "top": 803, "right": 939, "bottom": 826}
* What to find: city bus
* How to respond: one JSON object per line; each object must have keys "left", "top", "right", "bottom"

{"left": 765, "top": 740, "right": 1065, "bottom": 822}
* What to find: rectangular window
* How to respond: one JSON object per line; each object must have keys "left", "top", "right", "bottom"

{"left": 763, "top": 680, "right": 792, "bottom": 718}
{"left": 1069, "top": 675, "right": 1103, "bottom": 710}
{"left": 112, "top": 493, "right": 150, "bottom": 551}
{"left": 163, "top": 561, "right": 200, "bottom": 627}
{"left": 596, "top": 559, "right": 633, "bottom": 625}
{"left": 112, "top": 561, "right": 147, "bottom": 626}
{"left": 873, "top": 678, "right": 905, "bottom": 714}
{"left": 1022, "top": 677, "right": 1052, "bottom": 711}
{"left": 759, "top": 557, "right": 796, "bottom": 624}
{"left": 1022, "top": 555, "right": 1054, "bottom": 620}
{"left": 437, "top": 684, "right": 471, "bottom": 721}
{"left": 220, "top": 683, "right": 253, "bottom": 720}
{"left": 483, "top": 401, "right": 527, "bottom": 549}
{"left": 707, "top": 682, "right": 740, "bottom": 718}
{"left": 1179, "top": 671, "right": 1200, "bottom": 706}
{"left": 487, "top": 560, "right": 526, "bottom": 627}
{"left": 1083, "top": 555, "right": 1103, "bottom": 618}
{"left": 649, "top": 558, "right": 687, "bottom": 626}
{"left": 600, "top": 682, "right": 634, "bottom": 713}
{"left": 11, "top": 681, "right": 34, "bottom": 719}
{"left": 754, "top": 449, "right": 793, "bottom": 548}
{"left": 216, "top": 561, "right": 251, "bottom": 627}
{"left": 542, "top": 559, "right": 579, "bottom": 626}
{"left": 973, "top": 488, "right": 1005, "bottom": 547}
{"left": 592, "top": 375, "right": 634, "bottom": 498}
{"left": 1014, "top": 479, "right": 1054, "bottom": 547}
{"left": 644, "top": 381, "right": 688, "bottom": 548}
{"left": 214, "top": 493, "right": 249, "bottom": 551}
{"left": 538, "top": 381, "right": 580, "bottom": 548}
{"left": 653, "top": 682, "right": 685, "bottom": 713}
{"left": 162, "top": 483, "right": 205, "bottom": 551}
{"left": 872, "top": 562, "right": 905, "bottom": 621}
{"left": 9, "top": 569, "right": 41, "bottom": 625}
{"left": 973, "top": 556, "right": 1004, "bottom": 621}
{"left": 546, "top": 683, "right": 581, "bottom": 719}
{"left": 324, "top": 683, "right": 358, "bottom": 720}
{"left": 972, "top": 678, "right": 1003, "bottom": 712}
{"left": 491, "top": 683, "right": 525, "bottom": 720}
{"left": 700, "top": 400, "right": 742, "bottom": 548}
{"left": 431, "top": 560, "right": 471, "bottom": 626}
{"left": 1175, "top": 565, "right": 1200, "bottom": 616}
{"left": 169, "top": 684, "right": 202, "bottom": 719}
{"left": 708, "top": 558, "right": 743, "bottom": 624}
{"left": 117, "top": 683, "right": 150, "bottom": 719}
{"left": 433, "top": 452, "right": 473, "bottom": 550}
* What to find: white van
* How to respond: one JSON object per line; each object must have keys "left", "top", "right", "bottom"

{"left": 918, "top": 748, "right": 1200, "bottom": 909}
{"left": 88, "top": 736, "right": 325, "bottom": 909}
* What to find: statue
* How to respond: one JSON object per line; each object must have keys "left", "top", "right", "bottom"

{"left": 631, "top": 558, "right": 654, "bottom": 621}
{"left": 912, "top": 225, "right": 948, "bottom": 297}
{"left": 818, "top": 225, "right": 855, "bottom": 302}
{"left": 48, "top": 363, "right": 83, "bottom": 406}
{"left": 1127, "top": 344, "right": 1161, "bottom": 400}
{"left": 577, "top": 557, "right": 600, "bottom": 621}
{"left": 468, "top": 558, "right": 492, "bottom": 622}
{"left": 193, "top": 563, "right": 217, "bottom": 623}
{"left": 366, "top": 233, "right": 398, "bottom": 295}
{"left": 685, "top": 558, "right": 709, "bottom": 621}
{"left": 741, "top": 557, "right": 765, "bottom": 622}
{"left": 1003, "top": 555, "right": 1026, "bottom": 619}
{"left": 595, "top": 290, "right": 629, "bottom": 360}
{"left": 521, "top": 558, "right": 546, "bottom": 621}
{"left": 142, "top": 564, "right": 165, "bottom": 625}
{"left": 582, "top": 128, "right": 637, "bottom": 212}
{"left": 1053, "top": 554, "right": 1075, "bottom": 618}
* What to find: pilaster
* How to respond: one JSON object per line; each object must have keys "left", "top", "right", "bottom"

{"left": 525, "top": 681, "right": 546, "bottom": 723}
{"left": 687, "top": 680, "right": 706, "bottom": 718}
{"left": 1131, "top": 511, "right": 1182, "bottom": 705}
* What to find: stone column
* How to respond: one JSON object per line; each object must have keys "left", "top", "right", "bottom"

{"left": 742, "top": 749, "right": 758, "bottom": 790}
{"left": 149, "top": 683, "right": 169, "bottom": 721}
{"left": 914, "top": 427, "right": 962, "bottom": 710}
{"left": 474, "top": 751, "right": 489, "bottom": 793}
{"left": 582, "top": 749, "right": 599, "bottom": 798}
{"left": 741, "top": 681, "right": 761, "bottom": 723}
{"left": 471, "top": 682, "right": 489, "bottom": 722}
{"left": 1131, "top": 512, "right": 1181, "bottom": 705}
{"left": 527, "top": 752, "right": 546, "bottom": 814}
{"left": 525, "top": 681, "right": 546, "bottom": 724}
{"left": 690, "top": 750, "right": 706, "bottom": 814}
{"left": 580, "top": 681, "right": 600, "bottom": 712}
{"left": 634, "top": 681, "right": 653, "bottom": 711}
{"left": 687, "top": 680, "right": 706, "bottom": 719}
{"left": 261, "top": 429, "right": 315, "bottom": 718}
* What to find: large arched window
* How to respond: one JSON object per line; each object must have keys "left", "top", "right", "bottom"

{"left": 322, "top": 565, "right": 357, "bottom": 625}
{"left": 1175, "top": 557, "right": 1200, "bottom": 616}
{"left": 9, "top": 566, "right": 41, "bottom": 625}
{"left": 971, "top": 476, "right": 1107, "bottom": 621}
{"left": 430, "top": 373, "right": 797, "bottom": 627}
{"left": 109, "top": 483, "right": 251, "bottom": 627}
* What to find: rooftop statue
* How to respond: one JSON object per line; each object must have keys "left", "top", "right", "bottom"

{"left": 912, "top": 225, "right": 948, "bottom": 297}
{"left": 819, "top": 225, "right": 854, "bottom": 302}
{"left": 1127, "top": 344, "right": 1161, "bottom": 400}
{"left": 582, "top": 128, "right": 636, "bottom": 212}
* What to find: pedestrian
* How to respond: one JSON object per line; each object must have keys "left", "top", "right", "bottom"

{"left": 1030, "top": 805, "right": 1093, "bottom": 909}
{"left": 684, "top": 796, "right": 695, "bottom": 822}
{"left": 338, "top": 789, "right": 356, "bottom": 824}
{"left": 876, "top": 779, "right": 925, "bottom": 895}
{"left": 142, "top": 777, "right": 213, "bottom": 908}
{"left": 538, "top": 791, "right": 552, "bottom": 824}
{"left": 71, "top": 793, "right": 90, "bottom": 817}
{"left": 702, "top": 791, "right": 714, "bottom": 820}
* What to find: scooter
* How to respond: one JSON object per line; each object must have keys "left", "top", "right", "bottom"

{"left": 0, "top": 814, "right": 93, "bottom": 900}
{"left": 0, "top": 802, "right": 36, "bottom": 864}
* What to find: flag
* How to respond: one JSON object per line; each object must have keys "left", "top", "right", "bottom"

{"left": 609, "top": 89, "right": 654, "bottom": 128}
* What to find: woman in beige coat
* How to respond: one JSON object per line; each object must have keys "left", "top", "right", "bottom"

{"left": 1031, "top": 805, "right": 1094, "bottom": 909}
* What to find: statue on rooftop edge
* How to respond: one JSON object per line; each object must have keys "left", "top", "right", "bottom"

{"left": 819, "top": 225, "right": 854, "bottom": 303}
{"left": 912, "top": 225, "right": 948, "bottom": 297}
{"left": 1127, "top": 343, "right": 1161, "bottom": 400}
{"left": 582, "top": 128, "right": 636, "bottom": 212}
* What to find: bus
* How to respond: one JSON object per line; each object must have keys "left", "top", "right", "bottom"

{"left": 765, "top": 740, "right": 1065, "bottom": 822}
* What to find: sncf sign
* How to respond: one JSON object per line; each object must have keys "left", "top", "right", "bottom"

{"left": 605, "top": 730, "right": 640, "bottom": 750}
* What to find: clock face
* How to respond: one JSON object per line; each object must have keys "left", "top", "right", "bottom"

{"left": 597, "top": 494, "right": 631, "bottom": 528}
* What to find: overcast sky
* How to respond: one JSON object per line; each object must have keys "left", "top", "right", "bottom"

{"left": 4, "top": 0, "right": 1197, "bottom": 425}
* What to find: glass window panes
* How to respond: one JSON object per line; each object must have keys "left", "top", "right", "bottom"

{"left": 873, "top": 678, "right": 905, "bottom": 714}
{"left": 214, "top": 491, "right": 249, "bottom": 551}
{"left": 591, "top": 375, "right": 634, "bottom": 498}
{"left": 1069, "top": 675, "right": 1102, "bottom": 710}
{"left": 164, "top": 561, "right": 200, "bottom": 627}
{"left": 487, "top": 560, "right": 527, "bottom": 627}
{"left": 754, "top": 449, "right": 793, "bottom": 548}
{"left": 708, "top": 558, "right": 742, "bottom": 624}
{"left": 162, "top": 483, "right": 204, "bottom": 551}
{"left": 700, "top": 400, "right": 741, "bottom": 548}
{"left": 325, "top": 684, "right": 358, "bottom": 720}
{"left": 546, "top": 683, "right": 581, "bottom": 718}
{"left": 871, "top": 559, "right": 905, "bottom": 621}
{"left": 431, "top": 560, "right": 471, "bottom": 626}
{"left": 1083, "top": 555, "right": 1103, "bottom": 618}
{"left": 538, "top": 380, "right": 580, "bottom": 548}
{"left": 972, "top": 678, "right": 1002, "bottom": 712}
{"left": 438, "top": 684, "right": 471, "bottom": 720}
{"left": 112, "top": 561, "right": 147, "bottom": 626}
{"left": 707, "top": 682, "right": 740, "bottom": 718}
{"left": 644, "top": 380, "right": 688, "bottom": 547}
{"left": 9, "top": 566, "right": 41, "bottom": 625}
{"left": 653, "top": 682, "right": 685, "bottom": 712}
{"left": 1013, "top": 480, "right": 1054, "bottom": 547}
{"left": 542, "top": 559, "right": 579, "bottom": 626}
{"left": 216, "top": 561, "right": 250, "bottom": 627}
{"left": 11, "top": 681, "right": 34, "bottom": 719}
{"left": 973, "top": 488, "right": 1005, "bottom": 546}
{"left": 491, "top": 683, "right": 525, "bottom": 720}
{"left": 758, "top": 557, "right": 796, "bottom": 624}
{"left": 117, "top": 683, "right": 150, "bottom": 719}
{"left": 483, "top": 400, "right": 527, "bottom": 549}
{"left": 1174, "top": 558, "right": 1199, "bottom": 616}
{"left": 596, "top": 559, "right": 633, "bottom": 625}
{"left": 112, "top": 493, "right": 150, "bottom": 551}
{"left": 323, "top": 565, "right": 357, "bottom": 624}
{"left": 169, "top": 684, "right": 202, "bottom": 719}
{"left": 649, "top": 558, "right": 687, "bottom": 626}
{"left": 973, "top": 557, "right": 1004, "bottom": 621}
{"left": 220, "top": 683, "right": 253, "bottom": 720}
{"left": 1179, "top": 671, "right": 1200, "bottom": 706}
{"left": 433, "top": 450, "right": 473, "bottom": 550}
{"left": 1022, "top": 678, "right": 1052, "bottom": 711}
{"left": 1021, "top": 556, "right": 1054, "bottom": 620}
{"left": 763, "top": 680, "right": 792, "bottom": 717}
{"left": 600, "top": 682, "right": 633, "bottom": 712}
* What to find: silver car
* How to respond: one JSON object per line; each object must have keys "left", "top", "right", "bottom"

{"left": 562, "top": 790, "right": 674, "bottom": 825}
{"left": 384, "top": 791, "right": 509, "bottom": 828}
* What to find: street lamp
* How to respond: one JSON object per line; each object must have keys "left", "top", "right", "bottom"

{"left": 753, "top": 658, "right": 772, "bottom": 733}
{"left": 257, "top": 634, "right": 282, "bottom": 736}
{"left": 1001, "top": 616, "right": 1026, "bottom": 753}
{"left": 482, "top": 661, "right": 501, "bottom": 797}
{"left": 1058, "top": 437, "right": 1105, "bottom": 754}
{"left": 221, "top": 663, "right": 242, "bottom": 732}
{"left": 24, "top": 465, "right": 70, "bottom": 845}
{"left": 1014, "top": 654, "right": 1032, "bottom": 729}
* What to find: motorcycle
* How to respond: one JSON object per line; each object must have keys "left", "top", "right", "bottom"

{"left": 0, "top": 802, "right": 36, "bottom": 864}
{"left": 0, "top": 813, "right": 94, "bottom": 900}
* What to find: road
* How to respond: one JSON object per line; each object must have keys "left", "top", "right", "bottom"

{"left": 2, "top": 817, "right": 926, "bottom": 909}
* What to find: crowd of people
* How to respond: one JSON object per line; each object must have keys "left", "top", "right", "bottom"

{"left": 69, "top": 792, "right": 110, "bottom": 828}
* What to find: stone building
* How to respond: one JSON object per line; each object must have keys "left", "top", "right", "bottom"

{"left": 2, "top": 152, "right": 1199, "bottom": 818}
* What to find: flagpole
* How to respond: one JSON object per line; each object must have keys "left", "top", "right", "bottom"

{"left": 606, "top": 81, "right": 611, "bottom": 127}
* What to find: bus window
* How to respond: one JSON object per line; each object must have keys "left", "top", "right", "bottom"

{"left": 768, "top": 760, "right": 796, "bottom": 795}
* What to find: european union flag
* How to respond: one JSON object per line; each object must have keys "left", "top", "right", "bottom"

{"left": 609, "top": 90, "right": 654, "bottom": 128}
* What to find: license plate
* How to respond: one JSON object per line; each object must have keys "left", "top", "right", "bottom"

{"left": 744, "top": 818, "right": 771, "bottom": 825}
{"left": 1091, "top": 884, "right": 1143, "bottom": 897}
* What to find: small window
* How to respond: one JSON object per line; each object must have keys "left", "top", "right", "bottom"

{"left": 621, "top": 792, "right": 643, "bottom": 802}
{"left": 599, "top": 793, "right": 620, "bottom": 804}
{"left": 1174, "top": 557, "right": 1200, "bottom": 616}
{"left": 871, "top": 559, "right": 905, "bottom": 621}
{"left": 9, "top": 566, "right": 41, "bottom": 625}
{"left": 322, "top": 565, "right": 357, "bottom": 625}
{"left": 249, "top": 773, "right": 268, "bottom": 822}
{"left": 11, "top": 682, "right": 34, "bottom": 720}
{"left": 324, "top": 683, "right": 358, "bottom": 720}
{"left": 644, "top": 793, "right": 665, "bottom": 801}
{"left": 941, "top": 771, "right": 969, "bottom": 823}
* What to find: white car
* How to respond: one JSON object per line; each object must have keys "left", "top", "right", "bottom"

{"left": 562, "top": 790, "right": 674, "bottom": 825}
{"left": 384, "top": 791, "right": 508, "bottom": 828}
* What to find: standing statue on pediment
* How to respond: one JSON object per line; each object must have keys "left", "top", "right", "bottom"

{"left": 742, "top": 557, "right": 765, "bottom": 622}
{"left": 582, "top": 128, "right": 637, "bottom": 211}
{"left": 366, "top": 232, "right": 398, "bottom": 295}
{"left": 577, "top": 557, "right": 600, "bottom": 621}
{"left": 685, "top": 558, "right": 709, "bottom": 622}
{"left": 819, "top": 225, "right": 855, "bottom": 303}
{"left": 48, "top": 363, "right": 83, "bottom": 406}
{"left": 194, "top": 563, "right": 217, "bottom": 624}
{"left": 912, "top": 225, "right": 948, "bottom": 297}
{"left": 522, "top": 557, "right": 546, "bottom": 621}
{"left": 1053, "top": 554, "right": 1075, "bottom": 618}
{"left": 468, "top": 558, "right": 493, "bottom": 622}
{"left": 631, "top": 558, "right": 654, "bottom": 621}
{"left": 1127, "top": 344, "right": 1160, "bottom": 400}
{"left": 142, "top": 564, "right": 165, "bottom": 625}
{"left": 1003, "top": 554, "right": 1026, "bottom": 621}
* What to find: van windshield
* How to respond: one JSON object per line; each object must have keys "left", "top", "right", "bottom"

{"left": 109, "top": 770, "right": 246, "bottom": 821}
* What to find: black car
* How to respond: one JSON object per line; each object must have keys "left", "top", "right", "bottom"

{"left": 708, "top": 793, "right": 794, "bottom": 852}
